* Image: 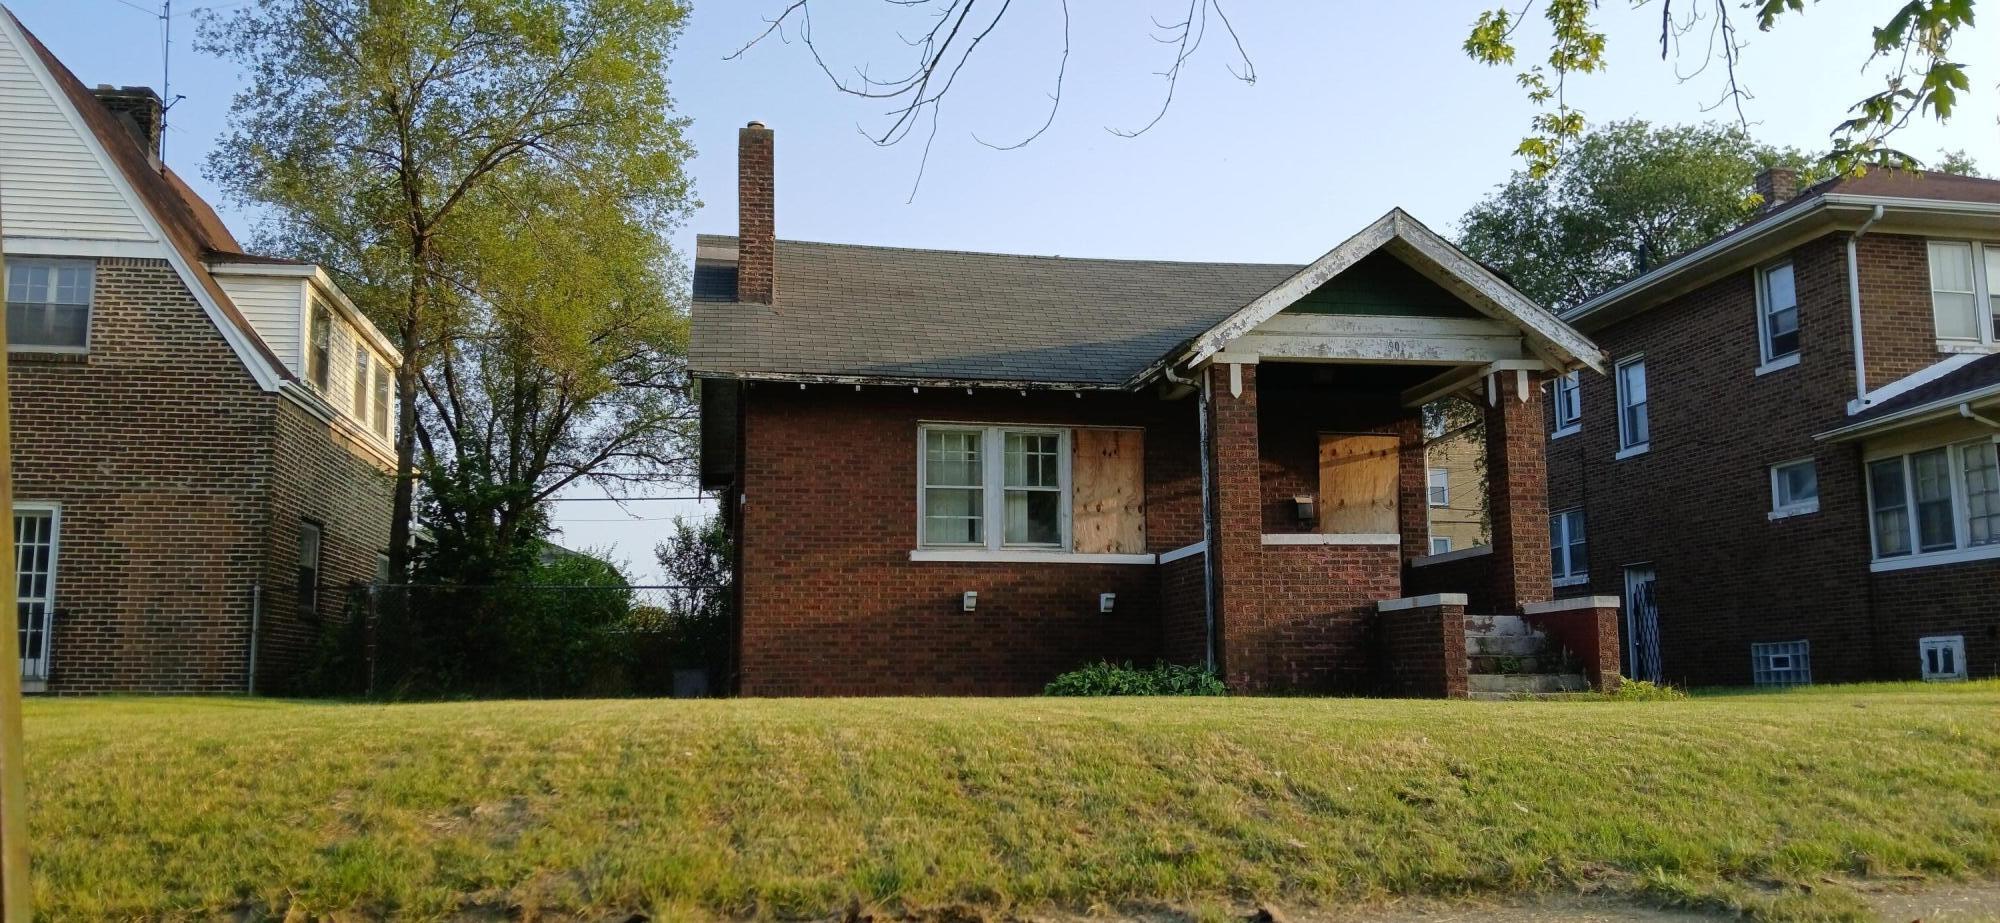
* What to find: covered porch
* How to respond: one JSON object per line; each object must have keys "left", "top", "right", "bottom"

{"left": 1174, "top": 210, "right": 1620, "bottom": 696}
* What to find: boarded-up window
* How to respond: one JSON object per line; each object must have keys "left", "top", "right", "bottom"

{"left": 1071, "top": 428, "right": 1145, "bottom": 554}
{"left": 1318, "top": 434, "right": 1399, "bottom": 534}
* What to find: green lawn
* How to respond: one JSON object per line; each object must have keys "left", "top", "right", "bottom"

{"left": 22, "top": 683, "right": 2000, "bottom": 922}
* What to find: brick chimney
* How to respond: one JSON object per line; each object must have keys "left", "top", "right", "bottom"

{"left": 1754, "top": 168, "right": 1797, "bottom": 208}
{"left": 737, "top": 120, "right": 776, "bottom": 304}
{"left": 93, "top": 85, "right": 165, "bottom": 165}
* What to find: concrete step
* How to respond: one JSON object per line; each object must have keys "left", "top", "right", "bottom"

{"left": 1463, "top": 614, "right": 1536, "bottom": 636}
{"left": 1469, "top": 672, "right": 1591, "bottom": 695}
{"left": 1466, "top": 633, "right": 1546, "bottom": 656}
{"left": 1467, "top": 654, "right": 1557, "bottom": 674}
{"left": 1470, "top": 690, "right": 1599, "bottom": 701}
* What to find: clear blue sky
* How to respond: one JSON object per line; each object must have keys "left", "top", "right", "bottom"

{"left": 12, "top": 0, "right": 1997, "bottom": 580}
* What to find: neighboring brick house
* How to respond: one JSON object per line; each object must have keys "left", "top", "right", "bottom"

{"left": 2, "top": 12, "right": 398, "bottom": 694}
{"left": 692, "top": 123, "right": 1613, "bottom": 696}
{"left": 1546, "top": 167, "right": 2000, "bottom": 687}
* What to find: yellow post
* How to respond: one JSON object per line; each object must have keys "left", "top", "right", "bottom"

{"left": 0, "top": 170, "right": 30, "bottom": 921}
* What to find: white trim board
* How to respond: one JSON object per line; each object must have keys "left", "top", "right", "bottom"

{"left": 909, "top": 549, "right": 1156, "bottom": 565}
{"left": 1157, "top": 540, "right": 1207, "bottom": 564}
{"left": 1261, "top": 533, "right": 1401, "bottom": 546}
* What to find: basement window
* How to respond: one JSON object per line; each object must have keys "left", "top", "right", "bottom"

{"left": 1920, "top": 635, "right": 1967, "bottom": 681}
{"left": 5, "top": 259, "right": 93, "bottom": 352}
{"left": 1751, "top": 640, "right": 1811, "bottom": 686}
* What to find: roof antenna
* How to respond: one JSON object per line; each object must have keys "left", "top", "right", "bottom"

{"left": 158, "top": 0, "right": 187, "bottom": 160}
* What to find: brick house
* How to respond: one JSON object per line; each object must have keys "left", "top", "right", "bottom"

{"left": 692, "top": 123, "right": 1617, "bottom": 696}
{"left": 2, "top": 12, "right": 399, "bottom": 693}
{"left": 1546, "top": 168, "right": 2000, "bottom": 687}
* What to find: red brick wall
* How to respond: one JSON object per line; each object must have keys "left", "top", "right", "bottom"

{"left": 1547, "top": 234, "right": 1883, "bottom": 686}
{"left": 1158, "top": 551, "right": 1208, "bottom": 667}
{"left": 735, "top": 385, "right": 1200, "bottom": 695}
{"left": 1523, "top": 603, "right": 1621, "bottom": 690}
{"left": 1871, "top": 559, "right": 2000, "bottom": 680}
{"left": 10, "top": 257, "right": 394, "bottom": 694}
{"left": 1373, "top": 602, "right": 1468, "bottom": 698}
{"left": 1241, "top": 544, "right": 1403, "bottom": 692}
{"left": 1855, "top": 234, "right": 1950, "bottom": 391}
{"left": 257, "top": 400, "right": 396, "bottom": 693}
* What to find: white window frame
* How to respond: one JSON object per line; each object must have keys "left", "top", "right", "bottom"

{"left": 13, "top": 502, "right": 61, "bottom": 686}
{"left": 306, "top": 301, "right": 333, "bottom": 392}
{"left": 1751, "top": 640, "right": 1812, "bottom": 686}
{"left": 1430, "top": 536, "right": 1452, "bottom": 555}
{"left": 1768, "top": 457, "right": 1820, "bottom": 520}
{"left": 916, "top": 424, "right": 1072, "bottom": 554}
{"left": 1427, "top": 468, "right": 1449, "bottom": 507}
{"left": 1920, "top": 635, "right": 1968, "bottom": 681}
{"left": 371, "top": 359, "right": 393, "bottom": 440}
{"left": 352, "top": 345, "right": 372, "bottom": 420}
{"left": 1550, "top": 507, "right": 1588, "bottom": 587}
{"left": 1551, "top": 371, "right": 1582, "bottom": 438}
{"left": 1755, "top": 259, "right": 1801, "bottom": 374}
{"left": 5, "top": 258, "right": 94, "bottom": 354}
{"left": 1926, "top": 239, "right": 1999, "bottom": 351}
{"left": 1614, "top": 354, "right": 1650, "bottom": 458}
{"left": 1865, "top": 435, "right": 2000, "bottom": 572}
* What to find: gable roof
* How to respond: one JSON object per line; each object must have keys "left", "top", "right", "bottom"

{"left": 691, "top": 211, "right": 1601, "bottom": 390}
{"left": 1566, "top": 170, "right": 2000, "bottom": 327}
{"left": 5, "top": 9, "right": 293, "bottom": 385}
{"left": 691, "top": 236, "right": 1298, "bottom": 388}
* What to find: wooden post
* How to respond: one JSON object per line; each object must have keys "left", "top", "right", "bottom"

{"left": 0, "top": 164, "right": 31, "bottom": 922}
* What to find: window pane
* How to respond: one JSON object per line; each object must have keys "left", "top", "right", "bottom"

{"left": 53, "top": 265, "right": 91, "bottom": 304}
{"left": 1004, "top": 489, "right": 1061, "bottom": 545}
{"left": 1555, "top": 373, "right": 1581, "bottom": 426}
{"left": 1987, "top": 248, "right": 2000, "bottom": 340}
{"left": 1004, "top": 432, "right": 1059, "bottom": 488}
{"left": 373, "top": 364, "right": 392, "bottom": 438}
{"left": 6, "top": 264, "right": 48, "bottom": 303}
{"left": 1930, "top": 241, "right": 1975, "bottom": 292}
{"left": 924, "top": 488, "right": 983, "bottom": 544}
{"left": 1767, "top": 306, "right": 1799, "bottom": 357}
{"left": 1548, "top": 517, "right": 1565, "bottom": 575}
{"left": 925, "top": 430, "right": 982, "bottom": 487}
{"left": 352, "top": 347, "right": 371, "bottom": 417}
{"left": 1763, "top": 263, "right": 1797, "bottom": 312}
{"left": 1619, "top": 361, "right": 1647, "bottom": 404}
{"left": 1931, "top": 242, "right": 1979, "bottom": 339}
{"left": 1623, "top": 401, "right": 1649, "bottom": 447}
{"left": 1963, "top": 442, "right": 2000, "bottom": 547}
{"left": 1935, "top": 291, "right": 1980, "bottom": 340}
{"left": 1777, "top": 461, "right": 1818, "bottom": 506}
{"left": 1869, "top": 459, "right": 1911, "bottom": 557}
{"left": 1912, "top": 449, "right": 1956, "bottom": 552}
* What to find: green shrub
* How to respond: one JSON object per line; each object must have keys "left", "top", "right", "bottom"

{"left": 1044, "top": 661, "right": 1227, "bottom": 696}
{"left": 1605, "top": 675, "right": 1688, "bottom": 700}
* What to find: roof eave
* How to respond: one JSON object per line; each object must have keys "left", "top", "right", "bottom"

{"left": 689, "top": 368, "right": 1133, "bottom": 392}
{"left": 1816, "top": 383, "right": 2000, "bottom": 442}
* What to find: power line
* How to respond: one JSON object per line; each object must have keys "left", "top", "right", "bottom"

{"left": 101, "top": 0, "right": 160, "bottom": 15}
{"left": 543, "top": 495, "right": 707, "bottom": 502}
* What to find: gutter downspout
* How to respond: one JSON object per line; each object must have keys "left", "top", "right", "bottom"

{"left": 245, "top": 582, "right": 262, "bottom": 695}
{"left": 1166, "top": 363, "right": 1218, "bottom": 673}
{"left": 1847, "top": 205, "right": 1886, "bottom": 408}
{"left": 1961, "top": 403, "right": 2000, "bottom": 430}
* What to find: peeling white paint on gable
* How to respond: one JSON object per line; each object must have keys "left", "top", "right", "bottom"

{"left": 0, "top": 24, "right": 152, "bottom": 243}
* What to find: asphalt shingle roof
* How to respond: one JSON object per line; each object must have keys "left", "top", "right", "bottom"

{"left": 690, "top": 235, "right": 1301, "bottom": 387}
{"left": 1848, "top": 352, "right": 2000, "bottom": 426}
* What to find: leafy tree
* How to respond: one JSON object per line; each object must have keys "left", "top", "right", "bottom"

{"left": 1457, "top": 120, "right": 1827, "bottom": 311}
{"left": 200, "top": 0, "right": 695, "bottom": 586}
{"left": 651, "top": 515, "right": 732, "bottom": 672}
{"left": 1936, "top": 149, "right": 1986, "bottom": 177}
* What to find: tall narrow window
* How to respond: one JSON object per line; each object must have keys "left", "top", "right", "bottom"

{"left": 307, "top": 303, "right": 333, "bottom": 391}
{"left": 1550, "top": 508, "right": 1587, "bottom": 584}
{"left": 1929, "top": 241, "right": 1982, "bottom": 342}
{"left": 1615, "top": 356, "right": 1649, "bottom": 453}
{"left": 1552, "top": 371, "right": 1581, "bottom": 433}
{"left": 298, "top": 521, "right": 323, "bottom": 617}
{"left": 1987, "top": 247, "right": 2000, "bottom": 341}
{"left": 1758, "top": 260, "right": 1799, "bottom": 362}
{"left": 922, "top": 429, "right": 984, "bottom": 545}
{"left": 352, "top": 346, "right": 371, "bottom": 419}
{"left": 1964, "top": 441, "right": 2000, "bottom": 547}
{"left": 14, "top": 507, "right": 58, "bottom": 682}
{"left": 1912, "top": 448, "right": 1956, "bottom": 552}
{"left": 372, "top": 361, "right": 392, "bottom": 439}
{"left": 5, "top": 259, "right": 92, "bottom": 351}
{"left": 1869, "top": 457, "right": 1912, "bottom": 558}
{"left": 1427, "top": 468, "right": 1450, "bottom": 507}
{"left": 1003, "top": 431, "right": 1063, "bottom": 546}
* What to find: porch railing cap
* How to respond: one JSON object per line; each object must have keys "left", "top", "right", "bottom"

{"left": 1377, "top": 593, "right": 1469, "bottom": 612}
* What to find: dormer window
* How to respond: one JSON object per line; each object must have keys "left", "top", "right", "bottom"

{"left": 306, "top": 301, "right": 332, "bottom": 391}
{"left": 6, "top": 259, "right": 92, "bottom": 352}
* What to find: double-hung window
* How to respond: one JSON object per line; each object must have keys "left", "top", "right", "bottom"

{"left": 1867, "top": 437, "right": 2000, "bottom": 568}
{"left": 1757, "top": 260, "right": 1800, "bottom": 367}
{"left": 1615, "top": 355, "right": 1649, "bottom": 456}
{"left": 919, "top": 425, "right": 1069, "bottom": 551}
{"left": 372, "top": 361, "right": 393, "bottom": 439}
{"left": 1427, "top": 468, "right": 1449, "bottom": 507}
{"left": 352, "top": 346, "right": 372, "bottom": 419}
{"left": 307, "top": 301, "right": 333, "bottom": 391}
{"left": 297, "top": 521, "right": 323, "bottom": 617}
{"left": 1551, "top": 371, "right": 1581, "bottom": 436}
{"left": 1550, "top": 508, "right": 1587, "bottom": 586}
{"left": 6, "top": 259, "right": 93, "bottom": 351}
{"left": 1927, "top": 240, "right": 2000, "bottom": 348}
{"left": 1769, "top": 457, "right": 1819, "bottom": 518}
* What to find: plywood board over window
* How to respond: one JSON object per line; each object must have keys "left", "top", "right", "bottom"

{"left": 1072, "top": 428, "right": 1145, "bottom": 554}
{"left": 1319, "top": 434, "right": 1400, "bottom": 533}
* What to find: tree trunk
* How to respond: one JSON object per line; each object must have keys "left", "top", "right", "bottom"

{"left": 384, "top": 235, "right": 430, "bottom": 588}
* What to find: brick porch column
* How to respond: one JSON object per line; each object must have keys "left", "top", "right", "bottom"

{"left": 1206, "top": 362, "right": 1261, "bottom": 687}
{"left": 1483, "top": 369, "right": 1552, "bottom": 612}
{"left": 1395, "top": 409, "right": 1430, "bottom": 570}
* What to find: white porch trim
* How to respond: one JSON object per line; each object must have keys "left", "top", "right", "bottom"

{"left": 1378, "top": 593, "right": 1469, "bottom": 612}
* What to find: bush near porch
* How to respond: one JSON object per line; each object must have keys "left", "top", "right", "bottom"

{"left": 23, "top": 683, "right": 2000, "bottom": 922}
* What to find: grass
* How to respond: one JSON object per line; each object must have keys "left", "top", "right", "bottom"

{"left": 21, "top": 682, "right": 2000, "bottom": 922}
